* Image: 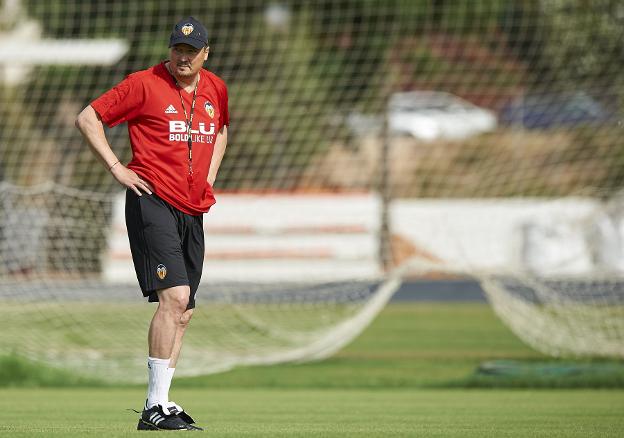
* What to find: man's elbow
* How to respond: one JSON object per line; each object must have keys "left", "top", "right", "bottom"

{"left": 75, "top": 105, "right": 96, "bottom": 131}
{"left": 75, "top": 108, "right": 87, "bottom": 131}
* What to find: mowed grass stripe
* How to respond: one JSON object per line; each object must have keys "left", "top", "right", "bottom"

{"left": 0, "top": 388, "right": 622, "bottom": 437}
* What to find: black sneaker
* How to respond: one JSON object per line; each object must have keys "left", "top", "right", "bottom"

{"left": 136, "top": 402, "right": 203, "bottom": 431}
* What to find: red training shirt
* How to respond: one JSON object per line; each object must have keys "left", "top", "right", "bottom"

{"left": 91, "top": 62, "right": 229, "bottom": 215}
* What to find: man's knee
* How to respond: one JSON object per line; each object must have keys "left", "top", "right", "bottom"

{"left": 157, "top": 286, "right": 191, "bottom": 315}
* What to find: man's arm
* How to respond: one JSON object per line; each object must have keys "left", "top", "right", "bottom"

{"left": 75, "top": 105, "right": 152, "bottom": 195}
{"left": 207, "top": 125, "right": 228, "bottom": 186}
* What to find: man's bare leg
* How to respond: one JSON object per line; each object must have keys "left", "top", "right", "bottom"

{"left": 148, "top": 285, "right": 190, "bottom": 357}
{"left": 145, "top": 285, "right": 190, "bottom": 408}
{"left": 169, "top": 308, "right": 194, "bottom": 368}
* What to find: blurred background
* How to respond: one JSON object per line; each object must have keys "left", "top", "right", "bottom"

{"left": 0, "top": 0, "right": 623, "bottom": 383}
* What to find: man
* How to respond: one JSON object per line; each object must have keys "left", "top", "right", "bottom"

{"left": 76, "top": 17, "right": 228, "bottom": 431}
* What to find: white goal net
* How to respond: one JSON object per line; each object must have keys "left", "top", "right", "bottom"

{"left": 0, "top": 0, "right": 623, "bottom": 381}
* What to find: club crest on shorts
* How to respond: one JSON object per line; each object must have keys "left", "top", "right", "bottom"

{"left": 156, "top": 264, "right": 167, "bottom": 280}
{"left": 181, "top": 23, "right": 194, "bottom": 36}
{"left": 204, "top": 101, "right": 215, "bottom": 118}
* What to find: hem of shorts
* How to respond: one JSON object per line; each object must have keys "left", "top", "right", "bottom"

{"left": 142, "top": 281, "right": 191, "bottom": 298}
{"left": 142, "top": 283, "right": 195, "bottom": 309}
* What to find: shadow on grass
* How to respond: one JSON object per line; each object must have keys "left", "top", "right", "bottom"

{"left": 439, "top": 359, "right": 624, "bottom": 389}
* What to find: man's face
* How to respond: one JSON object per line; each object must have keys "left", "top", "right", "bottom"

{"left": 170, "top": 43, "right": 209, "bottom": 78}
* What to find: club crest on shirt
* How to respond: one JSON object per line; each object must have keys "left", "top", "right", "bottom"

{"left": 156, "top": 264, "right": 167, "bottom": 280}
{"left": 181, "top": 24, "right": 194, "bottom": 36}
{"left": 204, "top": 101, "right": 215, "bottom": 118}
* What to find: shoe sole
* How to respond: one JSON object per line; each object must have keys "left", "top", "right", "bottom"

{"left": 137, "top": 419, "right": 194, "bottom": 431}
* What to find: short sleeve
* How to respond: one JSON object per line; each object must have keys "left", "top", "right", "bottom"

{"left": 219, "top": 82, "right": 229, "bottom": 130}
{"left": 91, "top": 74, "right": 144, "bottom": 127}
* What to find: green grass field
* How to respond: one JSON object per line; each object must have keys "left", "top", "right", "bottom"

{"left": 1, "top": 303, "right": 623, "bottom": 436}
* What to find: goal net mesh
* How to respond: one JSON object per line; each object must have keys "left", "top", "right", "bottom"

{"left": 0, "top": 0, "right": 623, "bottom": 381}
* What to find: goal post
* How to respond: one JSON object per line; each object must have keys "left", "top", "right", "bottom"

{"left": 1, "top": 0, "right": 623, "bottom": 381}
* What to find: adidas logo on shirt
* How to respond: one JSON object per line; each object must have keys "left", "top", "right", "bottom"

{"left": 165, "top": 104, "right": 178, "bottom": 114}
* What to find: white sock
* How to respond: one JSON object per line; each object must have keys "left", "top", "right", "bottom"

{"left": 146, "top": 356, "right": 171, "bottom": 409}
{"left": 166, "top": 366, "right": 176, "bottom": 399}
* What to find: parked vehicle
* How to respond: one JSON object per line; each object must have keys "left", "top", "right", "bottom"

{"left": 387, "top": 91, "right": 497, "bottom": 141}
{"left": 500, "top": 92, "right": 615, "bottom": 129}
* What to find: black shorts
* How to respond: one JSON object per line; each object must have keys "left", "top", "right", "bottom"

{"left": 125, "top": 190, "right": 204, "bottom": 309}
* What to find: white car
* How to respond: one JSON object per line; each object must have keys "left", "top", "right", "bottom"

{"left": 388, "top": 91, "right": 497, "bottom": 141}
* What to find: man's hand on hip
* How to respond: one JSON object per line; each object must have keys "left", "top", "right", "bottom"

{"left": 111, "top": 165, "right": 153, "bottom": 196}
